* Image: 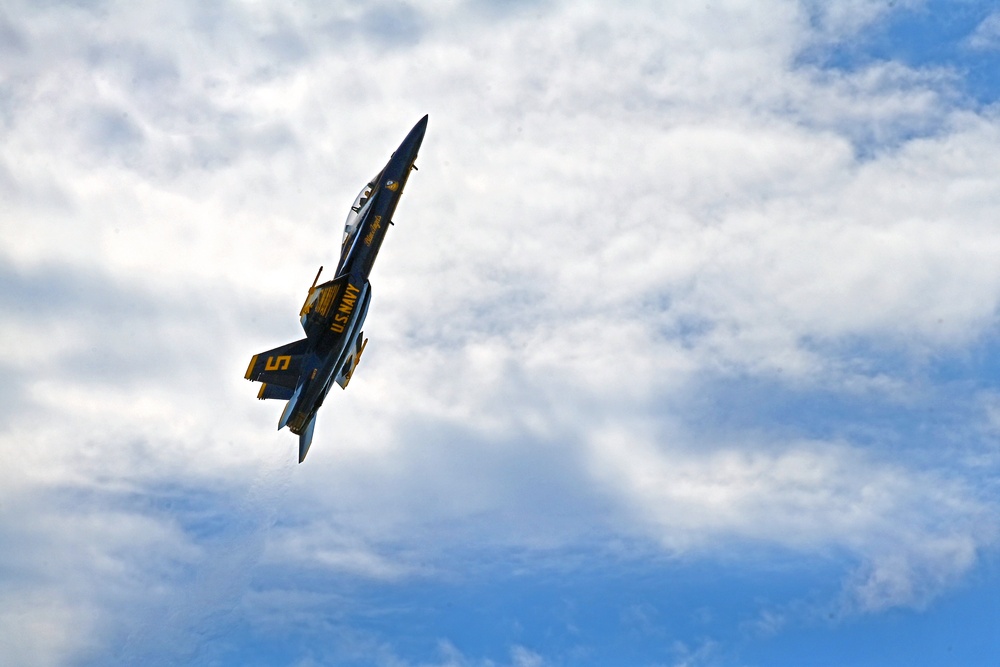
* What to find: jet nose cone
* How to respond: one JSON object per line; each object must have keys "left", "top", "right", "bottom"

{"left": 393, "top": 114, "right": 427, "bottom": 167}
{"left": 407, "top": 114, "right": 428, "bottom": 148}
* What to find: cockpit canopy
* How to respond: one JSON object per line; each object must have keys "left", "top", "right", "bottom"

{"left": 343, "top": 175, "right": 380, "bottom": 243}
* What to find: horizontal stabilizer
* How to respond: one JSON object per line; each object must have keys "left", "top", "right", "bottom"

{"left": 257, "top": 383, "right": 294, "bottom": 401}
{"left": 245, "top": 338, "right": 310, "bottom": 389}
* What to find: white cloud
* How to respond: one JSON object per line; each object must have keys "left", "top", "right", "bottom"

{"left": 262, "top": 526, "right": 426, "bottom": 580}
{"left": 587, "top": 426, "right": 996, "bottom": 609}
{"left": 802, "top": 0, "right": 924, "bottom": 42}
{"left": 844, "top": 535, "right": 980, "bottom": 612}
{"left": 967, "top": 11, "right": 1000, "bottom": 51}
{"left": 671, "top": 637, "right": 721, "bottom": 667}
{"left": 0, "top": 593, "right": 96, "bottom": 667}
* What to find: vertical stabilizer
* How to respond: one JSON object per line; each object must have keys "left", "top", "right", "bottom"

{"left": 298, "top": 415, "right": 316, "bottom": 463}
{"left": 278, "top": 382, "right": 304, "bottom": 430}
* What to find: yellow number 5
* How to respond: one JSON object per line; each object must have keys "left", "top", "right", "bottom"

{"left": 265, "top": 355, "right": 291, "bottom": 371}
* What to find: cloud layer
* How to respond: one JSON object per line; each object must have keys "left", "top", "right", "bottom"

{"left": 2, "top": 1, "right": 999, "bottom": 664}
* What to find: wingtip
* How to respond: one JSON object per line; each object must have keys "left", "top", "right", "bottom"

{"left": 244, "top": 354, "right": 258, "bottom": 380}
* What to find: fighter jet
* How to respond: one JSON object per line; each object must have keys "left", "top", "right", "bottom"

{"left": 245, "top": 115, "right": 427, "bottom": 462}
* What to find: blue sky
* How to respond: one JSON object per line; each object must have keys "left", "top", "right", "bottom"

{"left": 817, "top": 0, "right": 1000, "bottom": 105}
{"left": 2, "top": 1, "right": 1000, "bottom": 666}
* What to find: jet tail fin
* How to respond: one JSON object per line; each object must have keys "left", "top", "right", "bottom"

{"left": 298, "top": 415, "right": 316, "bottom": 463}
{"left": 277, "top": 381, "right": 304, "bottom": 431}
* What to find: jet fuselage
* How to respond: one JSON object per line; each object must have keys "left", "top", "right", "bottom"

{"left": 245, "top": 115, "right": 427, "bottom": 462}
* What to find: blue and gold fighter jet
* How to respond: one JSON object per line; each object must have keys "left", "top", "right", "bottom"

{"left": 245, "top": 115, "right": 427, "bottom": 462}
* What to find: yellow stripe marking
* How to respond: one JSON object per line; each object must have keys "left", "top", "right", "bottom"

{"left": 245, "top": 355, "right": 259, "bottom": 380}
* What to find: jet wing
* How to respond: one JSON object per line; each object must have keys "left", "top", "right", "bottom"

{"left": 300, "top": 275, "right": 352, "bottom": 334}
